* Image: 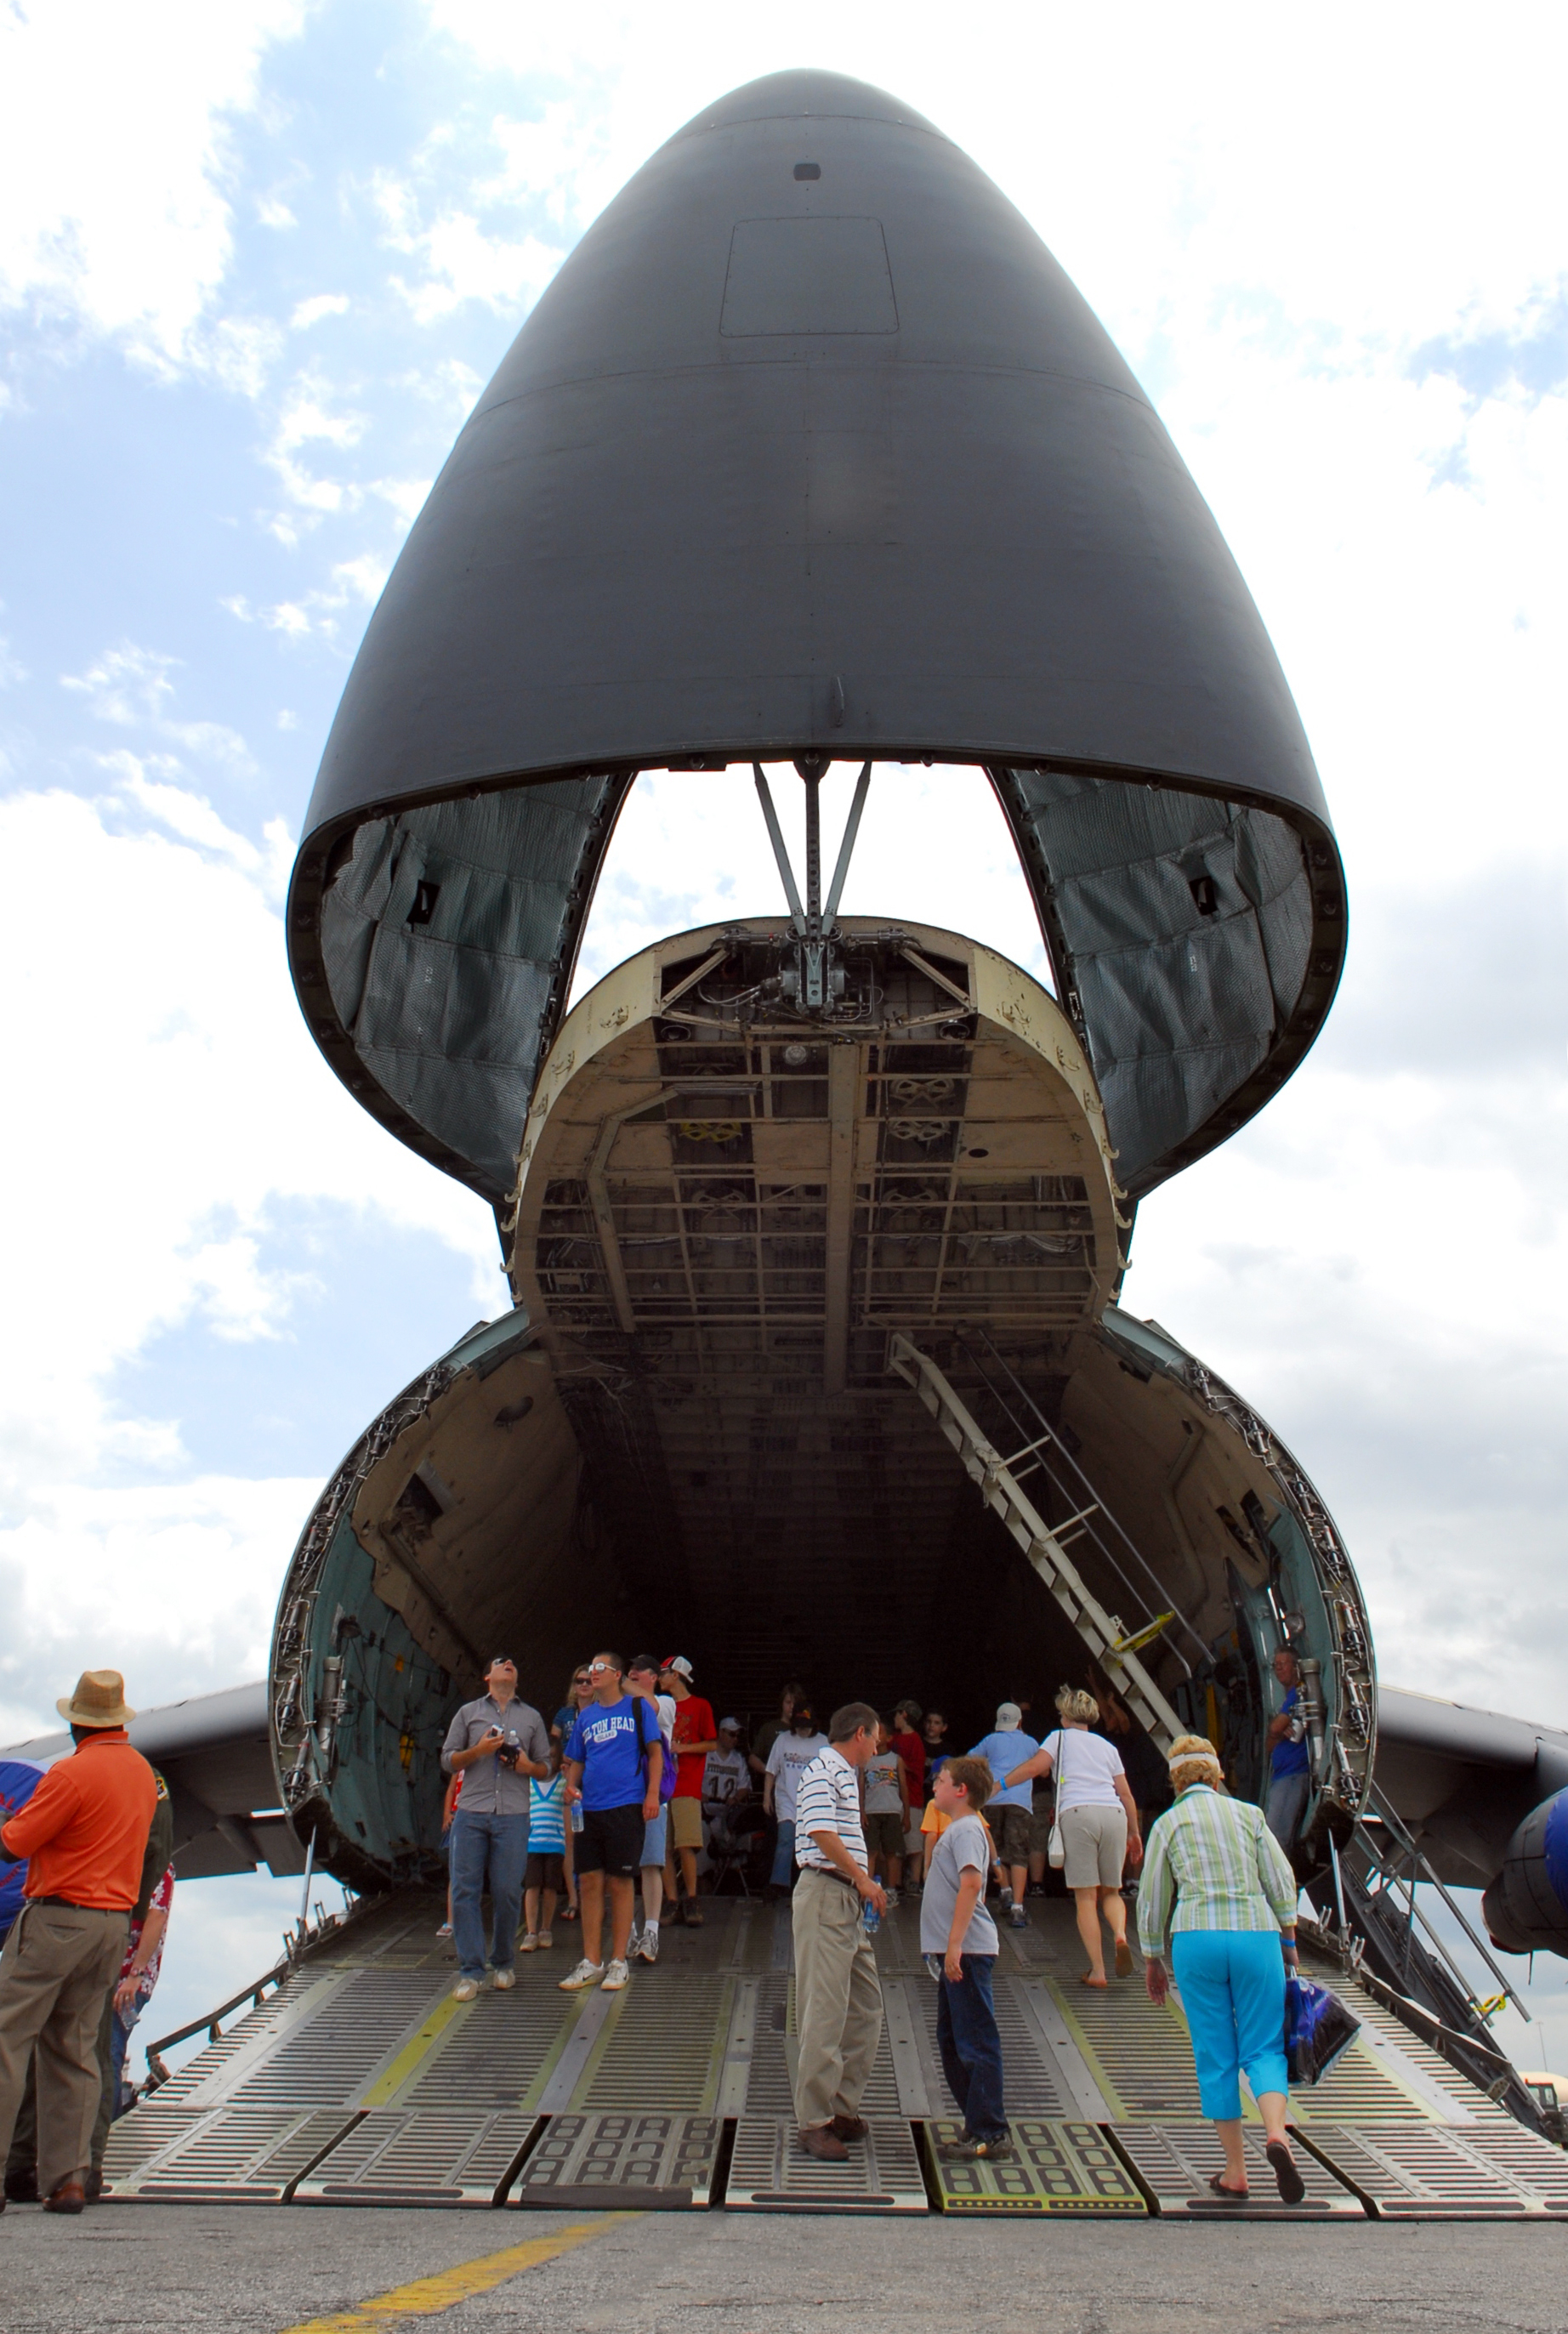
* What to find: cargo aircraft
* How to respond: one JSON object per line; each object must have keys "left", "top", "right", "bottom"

{"left": 10, "top": 71, "right": 1565, "bottom": 2185}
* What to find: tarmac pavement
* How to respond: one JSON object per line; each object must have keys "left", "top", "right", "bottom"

{"left": 3, "top": 2201, "right": 1567, "bottom": 2334}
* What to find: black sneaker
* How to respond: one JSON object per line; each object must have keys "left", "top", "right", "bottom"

{"left": 937, "top": 2133, "right": 1014, "bottom": 2162}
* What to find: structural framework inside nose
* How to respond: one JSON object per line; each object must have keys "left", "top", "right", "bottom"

{"left": 287, "top": 66, "right": 1346, "bottom": 1207}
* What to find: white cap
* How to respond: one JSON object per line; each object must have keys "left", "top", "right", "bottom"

{"left": 662, "top": 1655, "right": 694, "bottom": 1680}
{"left": 996, "top": 1701, "right": 1023, "bottom": 1730}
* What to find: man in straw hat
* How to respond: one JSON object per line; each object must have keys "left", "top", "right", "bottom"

{"left": 0, "top": 1669, "right": 157, "bottom": 2215}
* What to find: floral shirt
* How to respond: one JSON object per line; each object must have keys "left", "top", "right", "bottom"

{"left": 119, "top": 1865, "right": 174, "bottom": 2007}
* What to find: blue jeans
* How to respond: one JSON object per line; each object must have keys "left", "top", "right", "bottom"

{"left": 1266, "top": 1768, "right": 1310, "bottom": 1850}
{"left": 450, "top": 1809, "right": 530, "bottom": 1979}
{"left": 1171, "top": 1928, "right": 1290, "bottom": 2120}
{"left": 770, "top": 1819, "right": 796, "bottom": 1889}
{"left": 935, "top": 1954, "right": 1008, "bottom": 2141}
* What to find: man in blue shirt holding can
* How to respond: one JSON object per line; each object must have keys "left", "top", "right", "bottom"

{"left": 1264, "top": 1647, "right": 1311, "bottom": 1850}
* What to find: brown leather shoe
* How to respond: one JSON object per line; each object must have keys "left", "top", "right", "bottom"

{"left": 43, "top": 2179, "right": 86, "bottom": 2215}
{"left": 830, "top": 2114, "right": 869, "bottom": 2141}
{"left": 799, "top": 2126, "right": 849, "bottom": 2161}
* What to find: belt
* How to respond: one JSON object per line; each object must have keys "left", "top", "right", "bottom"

{"left": 29, "top": 1896, "right": 122, "bottom": 1913}
{"left": 800, "top": 1864, "right": 858, "bottom": 1888}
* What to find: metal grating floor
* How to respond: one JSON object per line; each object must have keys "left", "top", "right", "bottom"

{"left": 726, "top": 2117, "right": 928, "bottom": 2212}
{"left": 294, "top": 2108, "right": 538, "bottom": 2205}
{"left": 1300, "top": 2121, "right": 1568, "bottom": 2218}
{"left": 104, "top": 2106, "right": 358, "bottom": 2201}
{"left": 513, "top": 2112, "right": 721, "bottom": 2209}
{"left": 1111, "top": 2121, "right": 1366, "bottom": 2218}
{"left": 102, "top": 1887, "right": 1554, "bottom": 2218}
{"left": 924, "top": 2118, "right": 1146, "bottom": 2215}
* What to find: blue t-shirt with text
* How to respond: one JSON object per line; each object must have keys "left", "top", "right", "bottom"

{"left": 565, "top": 1695, "right": 662, "bottom": 1810}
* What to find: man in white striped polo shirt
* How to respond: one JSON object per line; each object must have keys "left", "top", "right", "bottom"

{"left": 792, "top": 1701, "right": 885, "bottom": 2162}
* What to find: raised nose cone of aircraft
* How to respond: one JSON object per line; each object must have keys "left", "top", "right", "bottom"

{"left": 310, "top": 65, "right": 1321, "bottom": 814}
{"left": 291, "top": 68, "right": 1344, "bottom": 1204}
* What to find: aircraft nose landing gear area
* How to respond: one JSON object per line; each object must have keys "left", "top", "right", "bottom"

{"left": 101, "top": 1890, "right": 1568, "bottom": 2221}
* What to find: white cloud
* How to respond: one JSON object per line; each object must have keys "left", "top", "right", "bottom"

{"left": 0, "top": 0, "right": 305, "bottom": 370}
{"left": 373, "top": 163, "right": 565, "bottom": 324}
{"left": 259, "top": 368, "right": 368, "bottom": 536}
{"left": 0, "top": 786, "right": 499, "bottom": 1734}
{"left": 224, "top": 551, "right": 389, "bottom": 641}
{"left": 61, "top": 641, "right": 179, "bottom": 724}
{"left": 290, "top": 292, "right": 350, "bottom": 330}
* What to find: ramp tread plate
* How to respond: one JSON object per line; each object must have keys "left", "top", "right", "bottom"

{"left": 1047, "top": 1980, "right": 1206, "bottom": 2120}
{"left": 294, "top": 2108, "right": 539, "bottom": 2205}
{"left": 1300, "top": 2120, "right": 1568, "bottom": 2217}
{"left": 571, "top": 1974, "right": 732, "bottom": 2113}
{"left": 726, "top": 2115, "right": 927, "bottom": 2212}
{"left": 400, "top": 1984, "right": 578, "bottom": 2111}
{"left": 512, "top": 2111, "right": 719, "bottom": 2209}
{"left": 924, "top": 2118, "right": 1146, "bottom": 2215}
{"left": 107, "top": 2106, "right": 358, "bottom": 2201}
{"left": 1112, "top": 2121, "right": 1366, "bottom": 2218}
{"left": 226, "top": 1968, "right": 450, "bottom": 2109}
{"left": 141, "top": 1985, "right": 309, "bottom": 2105}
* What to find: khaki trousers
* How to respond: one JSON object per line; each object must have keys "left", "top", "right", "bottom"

{"left": 0, "top": 1903, "right": 127, "bottom": 2194}
{"left": 791, "top": 1869, "right": 883, "bottom": 2130}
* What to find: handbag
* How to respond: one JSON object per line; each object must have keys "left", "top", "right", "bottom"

{"left": 1048, "top": 1729, "right": 1067, "bottom": 1868}
{"left": 1285, "top": 1971, "right": 1361, "bottom": 2085}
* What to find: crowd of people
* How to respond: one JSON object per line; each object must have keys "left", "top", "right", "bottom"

{"left": 437, "top": 1652, "right": 1310, "bottom": 2195}
{"left": 0, "top": 1647, "right": 1311, "bottom": 2209}
{"left": 0, "top": 1671, "right": 176, "bottom": 2213}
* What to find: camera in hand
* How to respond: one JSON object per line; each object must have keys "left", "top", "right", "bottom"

{"left": 497, "top": 1729, "right": 521, "bottom": 1769}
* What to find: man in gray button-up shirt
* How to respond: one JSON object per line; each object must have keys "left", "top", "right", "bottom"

{"left": 440, "top": 1658, "right": 550, "bottom": 1996}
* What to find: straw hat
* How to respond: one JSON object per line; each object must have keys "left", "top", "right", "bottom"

{"left": 56, "top": 1670, "right": 135, "bottom": 1729}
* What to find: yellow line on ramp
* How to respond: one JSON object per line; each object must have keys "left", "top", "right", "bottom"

{"left": 276, "top": 2214, "right": 637, "bottom": 2331}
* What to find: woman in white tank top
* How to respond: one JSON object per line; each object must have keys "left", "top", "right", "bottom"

{"left": 1002, "top": 1688, "right": 1144, "bottom": 1985}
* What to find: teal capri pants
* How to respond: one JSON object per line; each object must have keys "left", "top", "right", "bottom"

{"left": 1170, "top": 1929, "right": 1289, "bottom": 2120}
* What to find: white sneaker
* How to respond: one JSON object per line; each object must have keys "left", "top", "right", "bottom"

{"left": 520, "top": 1934, "right": 540, "bottom": 1953}
{"left": 491, "top": 1967, "right": 516, "bottom": 1990}
{"left": 635, "top": 1928, "right": 659, "bottom": 1963}
{"left": 538, "top": 1930, "right": 554, "bottom": 1950}
{"left": 452, "top": 1978, "right": 480, "bottom": 2002}
{"left": 559, "top": 1959, "right": 604, "bottom": 1991}
{"left": 885, "top": 1888, "right": 901, "bottom": 1908}
{"left": 600, "top": 1959, "right": 630, "bottom": 1990}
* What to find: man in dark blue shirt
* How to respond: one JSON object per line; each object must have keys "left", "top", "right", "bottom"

{"left": 1265, "top": 1648, "right": 1311, "bottom": 1849}
{"left": 560, "top": 1653, "right": 662, "bottom": 1993}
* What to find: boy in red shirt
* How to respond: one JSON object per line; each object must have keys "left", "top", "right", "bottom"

{"left": 659, "top": 1658, "right": 716, "bottom": 1926}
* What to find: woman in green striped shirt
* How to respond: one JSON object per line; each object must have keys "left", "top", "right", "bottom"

{"left": 1137, "top": 1734, "right": 1306, "bottom": 2205}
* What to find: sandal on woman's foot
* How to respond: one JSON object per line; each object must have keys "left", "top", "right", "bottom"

{"left": 1265, "top": 2138, "right": 1306, "bottom": 2204}
{"left": 1078, "top": 1973, "right": 1109, "bottom": 1988}
{"left": 1207, "top": 2172, "right": 1248, "bottom": 2203}
{"left": 1114, "top": 1939, "right": 1133, "bottom": 1978}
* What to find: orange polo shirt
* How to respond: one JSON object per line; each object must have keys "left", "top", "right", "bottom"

{"left": 0, "top": 1729, "right": 157, "bottom": 1910}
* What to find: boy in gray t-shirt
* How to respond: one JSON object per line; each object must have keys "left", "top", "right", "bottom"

{"left": 919, "top": 1757, "right": 1011, "bottom": 2159}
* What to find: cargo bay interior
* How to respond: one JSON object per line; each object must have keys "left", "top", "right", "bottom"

{"left": 269, "top": 917, "right": 1372, "bottom": 1894}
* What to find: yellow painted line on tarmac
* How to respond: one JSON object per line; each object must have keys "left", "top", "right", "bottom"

{"left": 276, "top": 2213, "right": 638, "bottom": 2332}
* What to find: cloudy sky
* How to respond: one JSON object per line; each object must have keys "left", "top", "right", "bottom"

{"left": 3, "top": 0, "right": 1565, "bottom": 2052}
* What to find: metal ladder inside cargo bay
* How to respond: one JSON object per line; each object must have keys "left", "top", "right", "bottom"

{"left": 104, "top": 1887, "right": 1568, "bottom": 2218}
{"left": 886, "top": 1330, "right": 1200, "bottom": 1752}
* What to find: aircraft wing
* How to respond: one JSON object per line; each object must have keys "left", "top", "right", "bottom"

{"left": 1375, "top": 1686, "right": 1568, "bottom": 1888}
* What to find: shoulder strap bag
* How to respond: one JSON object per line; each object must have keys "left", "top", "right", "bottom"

{"left": 1048, "top": 1731, "right": 1068, "bottom": 1868}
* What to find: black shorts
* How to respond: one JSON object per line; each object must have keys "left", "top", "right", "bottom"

{"left": 525, "top": 1852, "right": 565, "bottom": 1891}
{"left": 574, "top": 1803, "right": 644, "bottom": 1878}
